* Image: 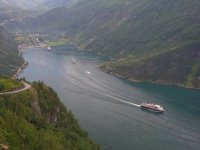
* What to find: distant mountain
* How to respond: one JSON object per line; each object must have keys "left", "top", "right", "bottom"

{"left": 39, "top": 0, "right": 80, "bottom": 9}
{"left": 0, "top": 0, "right": 27, "bottom": 21}
{"left": 0, "top": 0, "right": 46, "bottom": 30}
{"left": 31, "top": 0, "right": 200, "bottom": 54}
{"left": 27, "top": 0, "right": 200, "bottom": 88}
{"left": 0, "top": 0, "right": 46, "bottom": 10}
{"left": 0, "top": 0, "right": 80, "bottom": 23}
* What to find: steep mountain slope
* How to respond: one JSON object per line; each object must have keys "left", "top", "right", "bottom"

{"left": 101, "top": 44, "right": 200, "bottom": 88}
{"left": 0, "top": 0, "right": 26, "bottom": 21}
{"left": 29, "top": 0, "right": 200, "bottom": 88}
{"left": 31, "top": 0, "right": 200, "bottom": 55}
{"left": 39, "top": 0, "right": 80, "bottom": 9}
{"left": 0, "top": 0, "right": 46, "bottom": 10}
{"left": 0, "top": 81, "right": 99, "bottom": 149}
{"left": 0, "top": 26, "right": 23, "bottom": 76}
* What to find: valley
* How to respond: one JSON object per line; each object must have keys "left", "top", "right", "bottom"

{"left": 0, "top": 0, "right": 200, "bottom": 149}
{"left": 24, "top": 0, "right": 200, "bottom": 88}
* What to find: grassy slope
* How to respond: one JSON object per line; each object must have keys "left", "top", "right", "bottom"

{"left": 0, "top": 26, "right": 23, "bottom": 76}
{"left": 0, "top": 77, "right": 23, "bottom": 92}
{"left": 30, "top": 0, "right": 200, "bottom": 88}
{"left": 0, "top": 81, "right": 99, "bottom": 150}
{"left": 47, "top": 36, "right": 69, "bottom": 46}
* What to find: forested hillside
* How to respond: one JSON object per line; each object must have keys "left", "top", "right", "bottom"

{"left": 29, "top": 0, "right": 200, "bottom": 88}
{"left": 0, "top": 81, "right": 99, "bottom": 150}
{"left": 0, "top": 26, "right": 23, "bottom": 76}
{"left": 101, "top": 44, "right": 200, "bottom": 88}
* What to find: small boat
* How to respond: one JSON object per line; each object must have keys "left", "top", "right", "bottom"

{"left": 86, "top": 71, "right": 92, "bottom": 75}
{"left": 72, "top": 57, "right": 76, "bottom": 64}
{"left": 141, "top": 102, "right": 165, "bottom": 113}
{"left": 48, "top": 46, "right": 51, "bottom": 50}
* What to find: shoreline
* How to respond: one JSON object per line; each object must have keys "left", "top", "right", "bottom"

{"left": 16, "top": 39, "right": 200, "bottom": 91}
{"left": 13, "top": 43, "right": 50, "bottom": 79}
{"left": 18, "top": 43, "right": 50, "bottom": 54}
{"left": 57, "top": 39, "right": 200, "bottom": 90}
{"left": 12, "top": 60, "right": 28, "bottom": 79}
{"left": 104, "top": 71, "right": 200, "bottom": 91}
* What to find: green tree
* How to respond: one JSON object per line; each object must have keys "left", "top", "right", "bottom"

{"left": 0, "top": 83, "right": 4, "bottom": 91}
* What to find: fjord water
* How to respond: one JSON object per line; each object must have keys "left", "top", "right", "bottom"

{"left": 20, "top": 45, "right": 200, "bottom": 150}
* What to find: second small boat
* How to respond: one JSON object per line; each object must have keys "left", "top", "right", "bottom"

{"left": 72, "top": 57, "right": 76, "bottom": 64}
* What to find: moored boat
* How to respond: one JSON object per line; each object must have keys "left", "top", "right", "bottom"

{"left": 48, "top": 46, "right": 51, "bottom": 50}
{"left": 141, "top": 102, "right": 165, "bottom": 113}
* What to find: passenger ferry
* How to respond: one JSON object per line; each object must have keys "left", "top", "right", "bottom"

{"left": 141, "top": 102, "right": 165, "bottom": 113}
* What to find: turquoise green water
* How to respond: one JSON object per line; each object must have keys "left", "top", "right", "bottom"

{"left": 20, "top": 45, "right": 200, "bottom": 150}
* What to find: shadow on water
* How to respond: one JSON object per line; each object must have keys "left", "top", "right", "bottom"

{"left": 140, "top": 108, "right": 164, "bottom": 116}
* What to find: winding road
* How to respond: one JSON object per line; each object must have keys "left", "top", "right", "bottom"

{"left": 0, "top": 81, "right": 31, "bottom": 95}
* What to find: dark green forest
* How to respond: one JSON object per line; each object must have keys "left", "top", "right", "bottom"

{"left": 0, "top": 81, "right": 99, "bottom": 150}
